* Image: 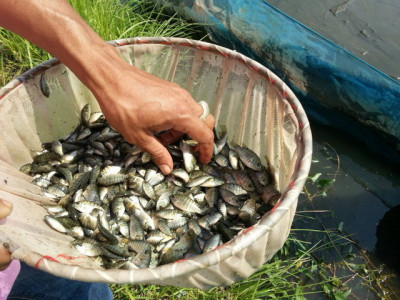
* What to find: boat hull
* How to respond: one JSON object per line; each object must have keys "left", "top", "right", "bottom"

{"left": 157, "top": 0, "right": 400, "bottom": 162}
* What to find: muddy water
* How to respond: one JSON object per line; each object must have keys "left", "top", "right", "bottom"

{"left": 266, "top": 1, "right": 400, "bottom": 296}
{"left": 267, "top": 0, "right": 400, "bottom": 79}
{"left": 307, "top": 121, "right": 400, "bottom": 247}
{"left": 298, "top": 122, "right": 400, "bottom": 298}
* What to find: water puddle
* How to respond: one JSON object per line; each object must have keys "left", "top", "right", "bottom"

{"left": 295, "top": 121, "right": 400, "bottom": 297}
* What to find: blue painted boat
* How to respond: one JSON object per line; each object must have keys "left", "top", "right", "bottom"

{"left": 156, "top": 0, "right": 400, "bottom": 162}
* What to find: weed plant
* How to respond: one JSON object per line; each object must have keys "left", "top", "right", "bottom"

{"left": 109, "top": 218, "right": 395, "bottom": 300}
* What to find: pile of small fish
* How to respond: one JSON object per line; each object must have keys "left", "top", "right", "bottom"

{"left": 20, "top": 104, "right": 281, "bottom": 270}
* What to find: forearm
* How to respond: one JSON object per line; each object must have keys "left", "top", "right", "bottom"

{"left": 0, "top": 0, "right": 215, "bottom": 172}
{"left": 0, "top": 0, "right": 120, "bottom": 92}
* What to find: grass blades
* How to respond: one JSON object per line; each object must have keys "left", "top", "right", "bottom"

{"left": 66, "top": 0, "right": 203, "bottom": 41}
{"left": 0, "top": 0, "right": 205, "bottom": 85}
{"left": 109, "top": 216, "right": 396, "bottom": 300}
{"left": 0, "top": 30, "right": 51, "bottom": 85}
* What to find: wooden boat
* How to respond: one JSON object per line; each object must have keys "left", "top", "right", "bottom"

{"left": 158, "top": 0, "right": 400, "bottom": 162}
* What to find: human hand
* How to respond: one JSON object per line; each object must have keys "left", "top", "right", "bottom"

{"left": 0, "top": 199, "right": 13, "bottom": 271}
{"left": 0, "top": 0, "right": 215, "bottom": 175}
{"left": 90, "top": 57, "right": 215, "bottom": 175}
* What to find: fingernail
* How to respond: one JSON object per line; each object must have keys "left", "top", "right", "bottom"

{"left": 159, "top": 164, "right": 171, "bottom": 175}
{"left": 0, "top": 199, "right": 12, "bottom": 209}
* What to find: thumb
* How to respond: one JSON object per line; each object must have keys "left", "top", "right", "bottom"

{"left": 0, "top": 199, "right": 13, "bottom": 220}
{"left": 138, "top": 133, "right": 174, "bottom": 175}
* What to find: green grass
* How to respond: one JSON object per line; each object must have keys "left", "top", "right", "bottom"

{"left": 0, "top": 0, "right": 205, "bottom": 85}
{"left": 108, "top": 218, "right": 394, "bottom": 300}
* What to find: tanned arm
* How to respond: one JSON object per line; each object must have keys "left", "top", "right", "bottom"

{"left": 0, "top": 0, "right": 214, "bottom": 174}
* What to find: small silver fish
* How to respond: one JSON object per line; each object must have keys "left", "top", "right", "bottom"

{"left": 42, "top": 185, "right": 67, "bottom": 198}
{"left": 129, "top": 215, "right": 145, "bottom": 240}
{"left": 170, "top": 194, "right": 203, "bottom": 214}
{"left": 231, "top": 170, "right": 255, "bottom": 192}
{"left": 171, "top": 168, "right": 190, "bottom": 183}
{"left": 220, "top": 183, "right": 248, "bottom": 196}
{"left": 81, "top": 104, "right": 91, "bottom": 127}
{"left": 101, "top": 243, "right": 130, "bottom": 258}
{"left": 228, "top": 149, "right": 239, "bottom": 169}
{"left": 186, "top": 175, "right": 213, "bottom": 188}
{"left": 219, "top": 188, "right": 241, "bottom": 207}
{"left": 131, "top": 247, "right": 151, "bottom": 269}
{"left": 260, "top": 185, "right": 281, "bottom": 206}
{"left": 44, "top": 215, "right": 68, "bottom": 233}
{"left": 133, "top": 209, "right": 155, "bottom": 231}
{"left": 72, "top": 201, "right": 102, "bottom": 214}
{"left": 239, "top": 198, "right": 257, "bottom": 222}
{"left": 180, "top": 141, "right": 197, "bottom": 173}
{"left": 214, "top": 153, "right": 230, "bottom": 167}
{"left": 51, "top": 140, "right": 64, "bottom": 157}
{"left": 39, "top": 73, "right": 50, "bottom": 97}
{"left": 73, "top": 239, "right": 103, "bottom": 256}
{"left": 76, "top": 128, "right": 91, "bottom": 141}
{"left": 167, "top": 217, "right": 188, "bottom": 230}
{"left": 234, "top": 145, "right": 263, "bottom": 171}
{"left": 29, "top": 103, "right": 278, "bottom": 270}
{"left": 79, "top": 213, "right": 98, "bottom": 231}
{"left": 97, "top": 174, "right": 128, "bottom": 186}
{"left": 203, "top": 233, "right": 222, "bottom": 252}
{"left": 213, "top": 131, "right": 227, "bottom": 155}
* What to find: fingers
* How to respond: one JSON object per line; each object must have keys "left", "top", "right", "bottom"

{"left": 196, "top": 114, "right": 215, "bottom": 164}
{"left": 158, "top": 129, "right": 184, "bottom": 146}
{"left": 158, "top": 106, "right": 215, "bottom": 164}
{"left": 141, "top": 113, "right": 214, "bottom": 172}
{"left": 172, "top": 114, "right": 214, "bottom": 164}
{"left": 159, "top": 110, "right": 215, "bottom": 145}
{"left": 203, "top": 114, "right": 216, "bottom": 131}
{"left": 0, "top": 198, "right": 13, "bottom": 220}
{"left": 136, "top": 131, "right": 174, "bottom": 175}
{"left": 0, "top": 199, "right": 12, "bottom": 270}
{"left": 0, "top": 245, "right": 11, "bottom": 271}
